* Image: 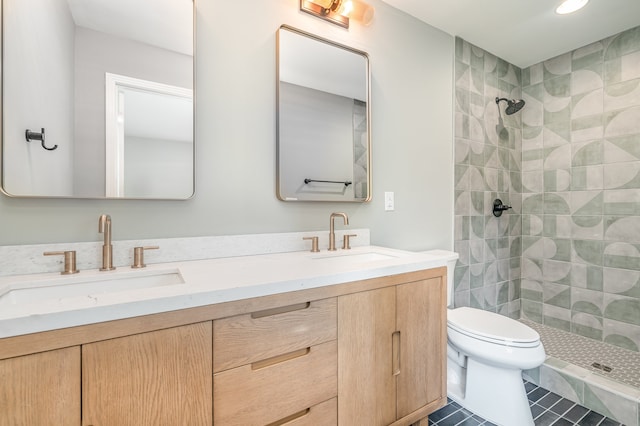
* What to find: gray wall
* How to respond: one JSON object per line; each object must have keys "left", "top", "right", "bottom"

{"left": 2, "top": 0, "right": 74, "bottom": 196}
{"left": 0, "top": 0, "right": 454, "bottom": 254}
{"left": 73, "top": 27, "right": 192, "bottom": 197}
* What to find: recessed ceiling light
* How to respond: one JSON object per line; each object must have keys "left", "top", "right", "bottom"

{"left": 556, "top": 0, "right": 589, "bottom": 14}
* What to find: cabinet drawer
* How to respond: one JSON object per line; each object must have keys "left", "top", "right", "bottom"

{"left": 266, "top": 398, "right": 337, "bottom": 426}
{"left": 214, "top": 340, "right": 337, "bottom": 426}
{"left": 213, "top": 298, "right": 336, "bottom": 372}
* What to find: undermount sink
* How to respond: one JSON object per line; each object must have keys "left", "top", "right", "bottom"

{"left": 311, "top": 251, "right": 400, "bottom": 263}
{"left": 0, "top": 269, "right": 184, "bottom": 308}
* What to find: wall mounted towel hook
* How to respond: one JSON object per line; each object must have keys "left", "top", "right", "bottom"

{"left": 25, "top": 128, "right": 57, "bottom": 151}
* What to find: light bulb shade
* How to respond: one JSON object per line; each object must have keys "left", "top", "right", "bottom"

{"left": 556, "top": 0, "right": 589, "bottom": 14}
{"left": 339, "top": 0, "right": 374, "bottom": 25}
{"left": 300, "top": 0, "right": 374, "bottom": 28}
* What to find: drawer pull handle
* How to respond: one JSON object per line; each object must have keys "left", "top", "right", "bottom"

{"left": 251, "top": 347, "right": 311, "bottom": 370}
{"left": 265, "top": 408, "right": 311, "bottom": 426}
{"left": 251, "top": 302, "right": 311, "bottom": 319}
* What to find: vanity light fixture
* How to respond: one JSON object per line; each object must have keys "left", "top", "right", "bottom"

{"left": 555, "top": 0, "right": 589, "bottom": 14}
{"left": 300, "top": 0, "right": 374, "bottom": 29}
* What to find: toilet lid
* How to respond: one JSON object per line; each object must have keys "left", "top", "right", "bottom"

{"left": 448, "top": 307, "right": 540, "bottom": 347}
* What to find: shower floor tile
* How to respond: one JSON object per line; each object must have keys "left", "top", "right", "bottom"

{"left": 521, "top": 319, "right": 640, "bottom": 389}
{"left": 426, "top": 382, "right": 624, "bottom": 426}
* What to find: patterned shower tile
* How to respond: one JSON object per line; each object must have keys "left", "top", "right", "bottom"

{"left": 544, "top": 169, "right": 572, "bottom": 191}
{"left": 571, "top": 190, "right": 603, "bottom": 215}
{"left": 571, "top": 216, "right": 604, "bottom": 240}
{"left": 523, "top": 236, "right": 545, "bottom": 259}
{"left": 544, "top": 103, "right": 572, "bottom": 144}
{"left": 469, "top": 263, "right": 485, "bottom": 288}
{"left": 522, "top": 146, "right": 544, "bottom": 172}
{"left": 455, "top": 138, "right": 470, "bottom": 164}
{"left": 455, "top": 191, "right": 471, "bottom": 215}
{"left": 603, "top": 26, "right": 640, "bottom": 62}
{"left": 523, "top": 193, "right": 544, "bottom": 214}
{"left": 572, "top": 40, "right": 605, "bottom": 71}
{"left": 523, "top": 214, "right": 544, "bottom": 236}
{"left": 604, "top": 294, "right": 640, "bottom": 326}
{"left": 605, "top": 78, "right": 640, "bottom": 112}
{"left": 572, "top": 113, "right": 605, "bottom": 143}
{"left": 483, "top": 283, "right": 497, "bottom": 310}
{"left": 603, "top": 266, "right": 640, "bottom": 297}
{"left": 540, "top": 364, "right": 585, "bottom": 404}
{"left": 470, "top": 191, "right": 484, "bottom": 215}
{"left": 544, "top": 304, "right": 572, "bottom": 331}
{"left": 571, "top": 165, "right": 604, "bottom": 191}
{"left": 571, "top": 263, "right": 604, "bottom": 291}
{"left": 572, "top": 239, "right": 604, "bottom": 265}
{"left": 469, "top": 215, "right": 485, "bottom": 239}
{"left": 603, "top": 241, "right": 640, "bottom": 271}
{"left": 454, "top": 264, "right": 470, "bottom": 291}
{"left": 455, "top": 215, "right": 470, "bottom": 240}
{"left": 454, "top": 240, "right": 470, "bottom": 266}
{"left": 470, "top": 287, "right": 484, "bottom": 309}
{"left": 455, "top": 37, "right": 471, "bottom": 64}
{"left": 522, "top": 299, "right": 543, "bottom": 323}
{"left": 572, "top": 312, "right": 604, "bottom": 341}
{"left": 604, "top": 319, "right": 640, "bottom": 352}
{"left": 484, "top": 260, "right": 498, "bottom": 286}
{"left": 604, "top": 216, "right": 640, "bottom": 244}
{"left": 584, "top": 380, "right": 639, "bottom": 425}
{"left": 470, "top": 67, "right": 484, "bottom": 96}
{"left": 455, "top": 165, "right": 469, "bottom": 190}
{"left": 572, "top": 63, "right": 603, "bottom": 96}
{"left": 453, "top": 289, "right": 470, "bottom": 308}
{"left": 604, "top": 134, "right": 640, "bottom": 164}
{"left": 604, "top": 106, "right": 640, "bottom": 138}
{"left": 544, "top": 192, "right": 571, "bottom": 214}
{"left": 572, "top": 287, "right": 604, "bottom": 318}
{"left": 455, "top": 87, "right": 470, "bottom": 113}
{"left": 543, "top": 259, "right": 572, "bottom": 286}
{"left": 544, "top": 52, "right": 572, "bottom": 80}
{"left": 604, "top": 162, "right": 640, "bottom": 189}
{"left": 544, "top": 237, "right": 572, "bottom": 262}
{"left": 543, "top": 215, "right": 572, "bottom": 238}
{"left": 522, "top": 256, "right": 544, "bottom": 279}
{"left": 469, "top": 238, "right": 485, "bottom": 264}
{"left": 572, "top": 140, "right": 603, "bottom": 167}
{"left": 510, "top": 235, "right": 523, "bottom": 258}
{"left": 573, "top": 88, "right": 604, "bottom": 118}
{"left": 603, "top": 188, "right": 640, "bottom": 215}
{"left": 605, "top": 50, "right": 640, "bottom": 86}
{"left": 455, "top": 59, "right": 470, "bottom": 90}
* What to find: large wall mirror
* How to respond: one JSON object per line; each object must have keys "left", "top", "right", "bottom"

{"left": 276, "top": 25, "right": 371, "bottom": 202}
{"left": 0, "top": 0, "right": 194, "bottom": 199}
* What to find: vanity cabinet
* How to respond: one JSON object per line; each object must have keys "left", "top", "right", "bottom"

{"left": 213, "top": 298, "right": 338, "bottom": 426}
{"left": 0, "top": 267, "right": 446, "bottom": 426}
{"left": 0, "top": 346, "right": 80, "bottom": 426}
{"left": 338, "top": 276, "right": 446, "bottom": 426}
{"left": 82, "top": 322, "right": 212, "bottom": 426}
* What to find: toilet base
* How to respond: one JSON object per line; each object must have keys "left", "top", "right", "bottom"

{"left": 447, "top": 357, "right": 533, "bottom": 426}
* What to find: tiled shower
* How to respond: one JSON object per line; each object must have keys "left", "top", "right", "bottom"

{"left": 453, "top": 25, "right": 640, "bottom": 424}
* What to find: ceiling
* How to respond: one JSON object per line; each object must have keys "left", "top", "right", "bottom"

{"left": 379, "top": 0, "right": 640, "bottom": 68}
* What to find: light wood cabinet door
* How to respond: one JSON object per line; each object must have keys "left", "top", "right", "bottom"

{"left": 0, "top": 347, "right": 80, "bottom": 426}
{"left": 82, "top": 322, "right": 212, "bottom": 426}
{"left": 337, "top": 286, "right": 396, "bottom": 426}
{"left": 396, "top": 277, "right": 446, "bottom": 418}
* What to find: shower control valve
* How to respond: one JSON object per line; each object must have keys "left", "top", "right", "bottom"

{"left": 492, "top": 199, "right": 512, "bottom": 217}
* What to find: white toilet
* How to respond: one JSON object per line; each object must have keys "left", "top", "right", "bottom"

{"left": 423, "top": 250, "right": 546, "bottom": 426}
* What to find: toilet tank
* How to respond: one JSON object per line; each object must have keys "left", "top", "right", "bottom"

{"left": 419, "top": 250, "right": 458, "bottom": 308}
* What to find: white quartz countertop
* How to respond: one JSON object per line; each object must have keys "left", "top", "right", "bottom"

{"left": 0, "top": 246, "right": 457, "bottom": 339}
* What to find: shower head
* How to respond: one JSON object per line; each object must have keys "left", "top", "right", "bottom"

{"left": 495, "top": 97, "right": 526, "bottom": 115}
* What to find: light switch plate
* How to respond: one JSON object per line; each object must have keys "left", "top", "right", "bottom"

{"left": 385, "top": 192, "right": 394, "bottom": 211}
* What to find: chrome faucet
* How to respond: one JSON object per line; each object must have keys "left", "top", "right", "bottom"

{"left": 329, "top": 212, "right": 349, "bottom": 251}
{"left": 98, "top": 214, "right": 116, "bottom": 271}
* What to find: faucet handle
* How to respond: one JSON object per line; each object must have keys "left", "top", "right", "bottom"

{"left": 303, "top": 236, "right": 320, "bottom": 253}
{"left": 132, "top": 246, "right": 159, "bottom": 269}
{"left": 342, "top": 234, "right": 357, "bottom": 250}
{"left": 44, "top": 250, "right": 80, "bottom": 275}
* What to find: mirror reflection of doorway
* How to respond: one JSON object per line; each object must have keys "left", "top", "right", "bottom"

{"left": 105, "top": 73, "right": 193, "bottom": 198}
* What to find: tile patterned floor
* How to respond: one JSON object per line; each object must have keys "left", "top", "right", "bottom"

{"left": 521, "top": 319, "right": 640, "bottom": 390}
{"left": 427, "top": 381, "right": 625, "bottom": 426}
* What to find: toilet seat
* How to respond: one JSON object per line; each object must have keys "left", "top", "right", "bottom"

{"left": 448, "top": 307, "right": 540, "bottom": 348}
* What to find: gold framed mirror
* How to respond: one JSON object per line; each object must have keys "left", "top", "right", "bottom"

{"left": 1, "top": 0, "right": 194, "bottom": 199}
{"left": 276, "top": 25, "right": 371, "bottom": 202}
